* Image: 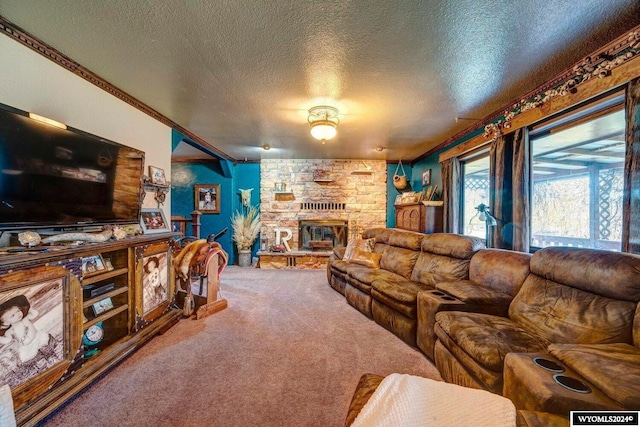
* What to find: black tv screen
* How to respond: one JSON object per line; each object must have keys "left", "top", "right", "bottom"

{"left": 0, "top": 104, "right": 145, "bottom": 230}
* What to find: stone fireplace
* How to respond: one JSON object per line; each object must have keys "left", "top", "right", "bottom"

{"left": 299, "top": 219, "right": 348, "bottom": 250}
{"left": 260, "top": 159, "right": 387, "bottom": 260}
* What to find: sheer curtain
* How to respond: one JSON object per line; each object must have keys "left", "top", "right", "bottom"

{"left": 623, "top": 77, "right": 640, "bottom": 254}
{"left": 441, "top": 157, "right": 461, "bottom": 234}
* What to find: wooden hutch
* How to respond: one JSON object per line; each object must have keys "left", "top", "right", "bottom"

{"left": 394, "top": 202, "right": 444, "bottom": 234}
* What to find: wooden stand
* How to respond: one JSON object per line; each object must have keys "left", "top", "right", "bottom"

{"left": 174, "top": 240, "right": 228, "bottom": 320}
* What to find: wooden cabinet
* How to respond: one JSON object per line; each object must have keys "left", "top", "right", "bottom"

{"left": 395, "top": 203, "right": 443, "bottom": 234}
{"left": 0, "top": 234, "right": 181, "bottom": 426}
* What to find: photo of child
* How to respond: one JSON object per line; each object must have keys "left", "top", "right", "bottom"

{"left": 0, "top": 279, "right": 64, "bottom": 388}
{"left": 142, "top": 253, "right": 168, "bottom": 315}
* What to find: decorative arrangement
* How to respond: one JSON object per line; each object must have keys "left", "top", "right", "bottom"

{"left": 483, "top": 30, "right": 640, "bottom": 141}
{"left": 41, "top": 228, "right": 113, "bottom": 245}
{"left": 139, "top": 208, "right": 170, "bottom": 234}
{"left": 148, "top": 166, "right": 167, "bottom": 185}
{"left": 194, "top": 184, "right": 220, "bottom": 214}
{"left": 231, "top": 205, "right": 261, "bottom": 267}
{"left": 418, "top": 185, "right": 440, "bottom": 203}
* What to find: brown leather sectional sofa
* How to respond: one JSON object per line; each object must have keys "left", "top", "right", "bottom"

{"left": 328, "top": 228, "right": 640, "bottom": 424}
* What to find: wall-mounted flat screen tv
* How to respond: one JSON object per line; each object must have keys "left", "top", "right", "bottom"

{"left": 0, "top": 103, "right": 145, "bottom": 230}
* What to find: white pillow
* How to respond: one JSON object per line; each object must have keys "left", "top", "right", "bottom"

{"left": 0, "top": 384, "right": 16, "bottom": 427}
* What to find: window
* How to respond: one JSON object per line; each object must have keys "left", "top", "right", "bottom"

{"left": 530, "top": 100, "right": 625, "bottom": 251}
{"left": 462, "top": 154, "right": 490, "bottom": 240}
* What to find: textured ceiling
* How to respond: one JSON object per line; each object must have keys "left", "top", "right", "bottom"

{"left": 1, "top": 1, "right": 639, "bottom": 162}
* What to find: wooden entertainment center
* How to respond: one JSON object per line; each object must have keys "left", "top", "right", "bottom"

{"left": 0, "top": 233, "right": 182, "bottom": 426}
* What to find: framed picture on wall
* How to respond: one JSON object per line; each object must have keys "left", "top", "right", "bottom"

{"left": 194, "top": 184, "right": 220, "bottom": 214}
{"left": 422, "top": 169, "right": 431, "bottom": 187}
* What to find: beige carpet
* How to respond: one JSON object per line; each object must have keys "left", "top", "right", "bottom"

{"left": 42, "top": 267, "right": 441, "bottom": 427}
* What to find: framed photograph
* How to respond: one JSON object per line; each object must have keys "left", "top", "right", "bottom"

{"left": 142, "top": 250, "right": 169, "bottom": 316}
{"left": 394, "top": 194, "right": 402, "bottom": 205}
{"left": 422, "top": 169, "right": 431, "bottom": 186}
{"left": 91, "top": 297, "right": 114, "bottom": 317}
{"left": 194, "top": 184, "right": 220, "bottom": 214}
{"left": 0, "top": 267, "right": 69, "bottom": 391}
{"left": 140, "top": 208, "right": 171, "bottom": 234}
{"left": 103, "top": 257, "right": 114, "bottom": 271}
{"left": 148, "top": 165, "right": 167, "bottom": 186}
{"left": 81, "top": 254, "right": 106, "bottom": 277}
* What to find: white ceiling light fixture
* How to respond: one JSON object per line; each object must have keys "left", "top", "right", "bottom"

{"left": 308, "top": 106, "right": 339, "bottom": 144}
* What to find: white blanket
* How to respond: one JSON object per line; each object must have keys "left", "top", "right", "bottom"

{"left": 351, "top": 374, "right": 515, "bottom": 427}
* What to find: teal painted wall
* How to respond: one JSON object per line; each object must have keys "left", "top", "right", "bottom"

{"left": 386, "top": 162, "right": 413, "bottom": 227}
{"left": 410, "top": 128, "right": 486, "bottom": 202}
{"left": 171, "top": 131, "right": 261, "bottom": 265}
{"left": 171, "top": 162, "right": 261, "bottom": 265}
{"left": 171, "top": 162, "right": 235, "bottom": 262}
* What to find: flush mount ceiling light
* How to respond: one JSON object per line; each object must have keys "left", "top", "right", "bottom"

{"left": 308, "top": 106, "right": 339, "bottom": 144}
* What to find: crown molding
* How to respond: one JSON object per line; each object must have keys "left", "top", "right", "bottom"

{"left": 0, "top": 16, "right": 235, "bottom": 163}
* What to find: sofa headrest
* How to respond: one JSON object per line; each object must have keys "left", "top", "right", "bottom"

{"left": 421, "top": 233, "right": 484, "bottom": 259}
{"left": 469, "top": 249, "right": 532, "bottom": 297}
{"left": 362, "top": 228, "right": 393, "bottom": 243}
{"left": 388, "top": 229, "right": 424, "bottom": 251}
{"left": 530, "top": 247, "right": 640, "bottom": 302}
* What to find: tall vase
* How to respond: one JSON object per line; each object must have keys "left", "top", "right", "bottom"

{"left": 238, "top": 249, "right": 252, "bottom": 267}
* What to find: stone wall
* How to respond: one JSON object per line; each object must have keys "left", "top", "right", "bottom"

{"left": 260, "top": 159, "right": 387, "bottom": 250}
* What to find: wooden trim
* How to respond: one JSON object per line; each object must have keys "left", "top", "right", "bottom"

{"left": 440, "top": 53, "right": 640, "bottom": 163}
{"left": 0, "top": 16, "right": 235, "bottom": 162}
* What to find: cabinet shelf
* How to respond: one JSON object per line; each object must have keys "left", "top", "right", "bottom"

{"left": 83, "top": 267, "right": 128, "bottom": 285}
{"left": 84, "top": 304, "right": 128, "bottom": 330}
{"left": 83, "top": 286, "right": 128, "bottom": 309}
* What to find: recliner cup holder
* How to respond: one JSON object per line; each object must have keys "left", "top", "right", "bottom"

{"left": 532, "top": 357, "right": 564, "bottom": 373}
{"left": 431, "top": 291, "right": 446, "bottom": 296}
{"left": 552, "top": 374, "right": 591, "bottom": 394}
{"left": 441, "top": 296, "right": 456, "bottom": 301}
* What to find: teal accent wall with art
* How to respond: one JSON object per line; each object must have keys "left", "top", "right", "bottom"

{"left": 386, "top": 162, "right": 413, "bottom": 227}
{"left": 171, "top": 131, "right": 261, "bottom": 265}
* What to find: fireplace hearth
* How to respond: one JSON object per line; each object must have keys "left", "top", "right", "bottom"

{"left": 299, "top": 220, "right": 348, "bottom": 251}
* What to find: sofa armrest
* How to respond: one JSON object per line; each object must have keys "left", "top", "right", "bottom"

{"left": 334, "top": 246, "right": 346, "bottom": 260}
{"left": 416, "top": 289, "right": 466, "bottom": 360}
{"left": 548, "top": 343, "right": 640, "bottom": 409}
{"left": 344, "top": 373, "right": 385, "bottom": 427}
{"left": 436, "top": 280, "right": 514, "bottom": 317}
